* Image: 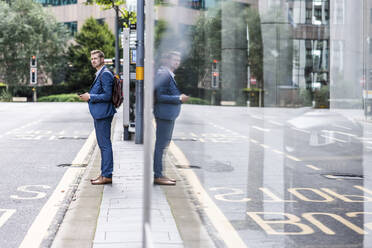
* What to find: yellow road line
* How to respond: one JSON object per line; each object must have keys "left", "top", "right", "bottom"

{"left": 169, "top": 141, "right": 248, "bottom": 248}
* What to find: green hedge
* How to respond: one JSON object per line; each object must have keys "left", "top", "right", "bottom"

{"left": 185, "top": 97, "right": 210, "bottom": 105}
{"left": 38, "top": 93, "right": 83, "bottom": 102}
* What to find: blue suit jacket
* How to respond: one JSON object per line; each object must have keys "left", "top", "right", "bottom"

{"left": 153, "top": 68, "right": 182, "bottom": 120}
{"left": 88, "top": 66, "right": 117, "bottom": 120}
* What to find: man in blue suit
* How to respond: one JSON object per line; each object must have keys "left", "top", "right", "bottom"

{"left": 153, "top": 51, "right": 189, "bottom": 185}
{"left": 79, "top": 50, "right": 116, "bottom": 185}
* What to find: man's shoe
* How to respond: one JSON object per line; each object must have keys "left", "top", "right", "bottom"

{"left": 91, "top": 176, "right": 112, "bottom": 185}
{"left": 160, "top": 176, "right": 176, "bottom": 183}
{"left": 90, "top": 175, "right": 102, "bottom": 182}
{"left": 154, "top": 177, "right": 176, "bottom": 186}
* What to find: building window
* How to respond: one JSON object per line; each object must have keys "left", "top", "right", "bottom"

{"left": 96, "top": 18, "right": 105, "bottom": 25}
{"left": 333, "top": 0, "right": 344, "bottom": 24}
{"left": 64, "top": 21, "right": 77, "bottom": 36}
{"left": 34, "top": 0, "right": 77, "bottom": 7}
{"left": 179, "top": 0, "right": 204, "bottom": 10}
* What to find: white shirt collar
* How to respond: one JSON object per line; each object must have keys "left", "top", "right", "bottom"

{"left": 160, "top": 66, "right": 174, "bottom": 78}
{"left": 95, "top": 65, "right": 105, "bottom": 78}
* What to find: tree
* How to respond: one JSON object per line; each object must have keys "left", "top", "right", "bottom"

{"left": 66, "top": 18, "right": 115, "bottom": 90}
{"left": 0, "top": 0, "right": 70, "bottom": 86}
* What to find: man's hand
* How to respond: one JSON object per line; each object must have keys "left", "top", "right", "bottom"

{"left": 180, "top": 94, "right": 190, "bottom": 103}
{"left": 79, "top": 93, "right": 90, "bottom": 102}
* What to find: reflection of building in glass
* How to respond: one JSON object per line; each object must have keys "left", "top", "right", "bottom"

{"left": 330, "top": 0, "right": 364, "bottom": 109}
{"left": 259, "top": 0, "right": 330, "bottom": 107}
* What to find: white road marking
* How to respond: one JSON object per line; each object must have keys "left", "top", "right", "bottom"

{"left": 252, "top": 126, "right": 270, "bottom": 132}
{"left": 334, "top": 131, "right": 356, "bottom": 137}
{"left": 10, "top": 185, "right": 51, "bottom": 200}
{"left": 332, "top": 124, "right": 352, "bottom": 130}
{"left": 306, "top": 165, "right": 321, "bottom": 171}
{"left": 18, "top": 130, "right": 96, "bottom": 248}
{"left": 251, "top": 115, "right": 263, "bottom": 120}
{"left": 169, "top": 142, "right": 248, "bottom": 248}
{"left": 291, "top": 127, "right": 310, "bottom": 134}
{"left": 260, "top": 144, "right": 270, "bottom": 149}
{"left": 366, "top": 146, "right": 372, "bottom": 150}
{"left": 250, "top": 139, "right": 258, "bottom": 143}
{"left": 286, "top": 154, "right": 301, "bottom": 162}
{"left": 0, "top": 209, "right": 16, "bottom": 229}
{"left": 49, "top": 136, "right": 56, "bottom": 140}
{"left": 272, "top": 149, "right": 284, "bottom": 155}
{"left": 269, "top": 120, "right": 283, "bottom": 126}
{"left": 320, "top": 135, "right": 347, "bottom": 143}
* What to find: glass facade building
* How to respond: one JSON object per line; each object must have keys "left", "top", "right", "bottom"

{"left": 147, "top": 0, "right": 372, "bottom": 247}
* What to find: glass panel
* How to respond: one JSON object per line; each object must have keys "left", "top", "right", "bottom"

{"left": 151, "top": 0, "right": 372, "bottom": 247}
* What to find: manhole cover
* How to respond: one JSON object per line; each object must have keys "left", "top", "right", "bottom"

{"left": 323, "top": 174, "right": 363, "bottom": 180}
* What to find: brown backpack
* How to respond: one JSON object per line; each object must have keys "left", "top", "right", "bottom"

{"left": 112, "top": 73, "right": 123, "bottom": 108}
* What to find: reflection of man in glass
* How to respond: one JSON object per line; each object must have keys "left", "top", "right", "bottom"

{"left": 153, "top": 51, "right": 189, "bottom": 185}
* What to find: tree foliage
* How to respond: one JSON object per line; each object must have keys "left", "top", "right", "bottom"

{"left": 0, "top": 0, "right": 70, "bottom": 85}
{"left": 66, "top": 18, "right": 115, "bottom": 90}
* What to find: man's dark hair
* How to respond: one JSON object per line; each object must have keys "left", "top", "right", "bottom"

{"left": 91, "top": 50, "right": 105, "bottom": 58}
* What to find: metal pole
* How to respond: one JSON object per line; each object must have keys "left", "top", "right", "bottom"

{"left": 142, "top": 0, "right": 155, "bottom": 245}
{"left": 114, "top": 6, "right": 120, "bottom": 75}
{"left": 122, "top": 29, "right": 131, "bottom": 140}
{"left": 136, "top": 0, "right": 144, "bottom": 144}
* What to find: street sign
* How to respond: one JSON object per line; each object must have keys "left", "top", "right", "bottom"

{"left": 251, "top": 77, "right": 257, "bottom": 85}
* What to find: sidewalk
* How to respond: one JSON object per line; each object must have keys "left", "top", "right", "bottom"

{"left": 92, "top": 117, "right": 183, "bottom": 247}
{"left": 51, "top": 110, "right": 216, "bottom": 248}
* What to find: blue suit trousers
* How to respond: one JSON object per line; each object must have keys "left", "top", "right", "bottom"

{"left": 153, "top": 118, "right": 175, "bottom": 178}
{"left": 94, "top": 116, "right": 114, "bottom": 178}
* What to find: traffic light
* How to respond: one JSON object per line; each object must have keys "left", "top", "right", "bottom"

{"left": 30, "top": 56, "right": 37, "bottom": 67}
{"left": 30, "top": 68, "right": 37, "bottom": 85}
{"left": 211, "top": 60, "right": 219, "bottom": 88}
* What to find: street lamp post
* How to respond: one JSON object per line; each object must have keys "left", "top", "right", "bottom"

{"left": 114, "top": 6, "right": 120, "bottom": 75}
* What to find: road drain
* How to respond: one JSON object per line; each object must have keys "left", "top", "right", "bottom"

{"left": 175, "top": 164, "right": 201, "bottom": 169}
{"left": 57, "top": 163, "right": 88, "bottom": 168}
{"left": 324, "top": 174, "right": 363, "bottom": 180}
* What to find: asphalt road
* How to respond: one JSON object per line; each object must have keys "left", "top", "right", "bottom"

{"left": 0, "top": 102, "right": 93, "bottom": 248}
{"left": 173, "top": 105, "right": 372, "bottom": 248}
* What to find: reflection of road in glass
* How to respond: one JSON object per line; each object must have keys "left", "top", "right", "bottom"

{"left": 173, "top": 104, "right": 372, "bottom": 248}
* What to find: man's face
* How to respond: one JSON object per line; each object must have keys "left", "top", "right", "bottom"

{"left": 91, "top": 54, "right": 104, "bottom": 69}
{"left": 168, "top": 55, "right": 181, "bottom": 72}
